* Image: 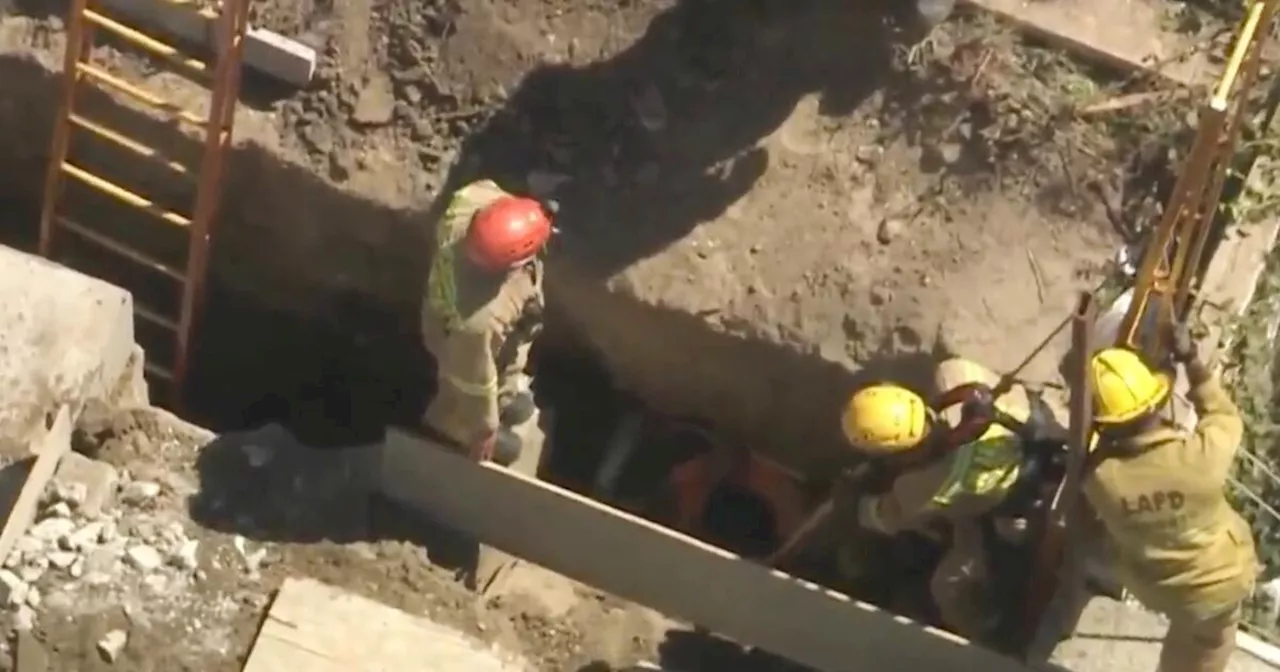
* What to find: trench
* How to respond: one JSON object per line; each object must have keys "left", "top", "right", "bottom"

{"left": 0, "top": 50, "right": 829, "bottom": 584}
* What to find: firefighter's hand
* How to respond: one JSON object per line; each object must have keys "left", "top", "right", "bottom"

{"left": 471, "top": 431, "right": 497, "bottom": 462}
{"left": 1170, "top": 321, "right": 1197, "bottom": 364}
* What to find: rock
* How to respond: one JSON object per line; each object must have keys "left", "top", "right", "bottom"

{"left": 85, "top": 543, "right": 123, "bottom": 575}
{"left": 69, "top": 557, "right": 84, "bottom": 579}
{"left": 351, "top": 73, "right": 395, "bottom": 126}
{"left": 876, "top": 218, "right": 904, "bottom": 245}
{"left": 24, "top": 586, "right": 39, "bottom": 609}
{"left": 17, "top": 557, "right": 46, "bottom": 584}
{"left": 44, "top": 502, "right": 72, "bottom": 520}
{"left": 67, "top": 521, "right": 106, "bottom": 550}
{"left": 98, "top": 520, "right": 118, "bottom": 544}
{"left": 939, "top": 141, "right": 963, "bottom": 164}
{"left": 856, "top": 145, "right": 883, "bottom": 165}
{"left": 53, "top": 481, "right": 88, "bottom": 509}
{"left": 28, "top": 517, "right": 75, "bottom": 543}
{"left": 170, "top": 540, "right": 199, "bottom": 571}
{"left": 125, "top": 545, "right": 163, "bottom": 572}
{"left": 96, "top": 629, "right": 128, "bottom": 663}
{"left": 46, "top": 551, "right": 77, "bottom": 570}
{"left": 14, "top": 536, "right": 45, "bottom": 558}
{"left": 54, "top": 453, "right": 119, "bottom": 517}
{"left": 0, "top": 569, "right": 27, "bottom": 606}
{"left": 119, "top": 481, "right": 161, "bottom": 505}
{"left": 13, "top": 605, "right": 35, "bottom": 632}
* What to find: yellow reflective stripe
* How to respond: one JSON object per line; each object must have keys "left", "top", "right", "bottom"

{"left": 442, "top": 372, "right": 498, "bottom": 396}
{"left": 427, "top": 189, "right": 480, "bottom": 330}
{"left": 929, "top": 428, "right": 1022, "bottom": 509}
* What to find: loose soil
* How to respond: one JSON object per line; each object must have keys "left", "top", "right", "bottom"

{"left": 0, "top": 0, "right": 1236, "bottom": 669}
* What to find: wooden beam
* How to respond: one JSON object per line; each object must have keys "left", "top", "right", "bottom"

{"left": 377, "top": 429, "right": 1039, "bottom": 672}
{"left": 958, "top": 0, "right": 1209, "bottom": 87}
{"left": 0, "top": 406, "right": 72, "bottom": 565}
{"left": 97, "top": 0, "right": 316, "bottom": 88}
{"left": 242, "top": 577, "right": 528, "bottom": 672}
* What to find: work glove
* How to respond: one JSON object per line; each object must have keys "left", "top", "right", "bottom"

{"left": 1169, "top": 321, "right": 1197, "bottom": 364}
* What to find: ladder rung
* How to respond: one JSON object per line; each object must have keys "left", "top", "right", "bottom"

{"left": 82, "top": 9, "right": 209, "bottom": 73}
{"left": 68, "top": 114, "right": 192, "bottom": 176}
{"left": 61, "top": 162, "right": 192, "bottom": 227}
{"left": 144, "top": 360, "right": 175, "bottom": 381}
{"left": 54, "top": 214, "right": 186, "bottom": 281}
{"left": 75, "top": 63, "right": 207, "bottom": 127}
{"left": 135, "top": 302, "right": 179, "bottom": 332}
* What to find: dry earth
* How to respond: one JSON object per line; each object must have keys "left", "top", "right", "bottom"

{"left": 0, "top": 0, "right": 1235, "bottom": 669}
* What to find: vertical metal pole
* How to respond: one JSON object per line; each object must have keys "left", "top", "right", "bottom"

{"left": 173, "top": 0, "right": 249, "bottom": 407}
{"left": 38, "top": 0, "right": 94, "bottom": 257}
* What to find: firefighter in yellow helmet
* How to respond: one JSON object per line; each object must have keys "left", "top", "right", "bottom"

{"left": 1083, "top": 327, "right": 1258, "bottom": 672}
{"left": 839, "top": 358, "right": 1066, "bottom": 641}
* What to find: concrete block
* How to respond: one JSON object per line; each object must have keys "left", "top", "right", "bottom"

{"left": 97, "top": 0, "right": 317, "bottom": 88}
{"left": 53, "top": 452, "right": 119, "bottom": 518}
{"left": 0, "top": 246, "right": 134, "bottom": 457}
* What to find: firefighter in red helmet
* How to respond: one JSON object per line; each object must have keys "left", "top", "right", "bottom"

{"left": 421, "top": 179, "right": 553, "bottom": 466}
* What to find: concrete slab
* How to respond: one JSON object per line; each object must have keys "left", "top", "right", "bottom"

{"left": 98, "top": 0, "right": 317, "bottom": 88}
{"left": 0, "top": 245, "right": 134, "bottom": 457}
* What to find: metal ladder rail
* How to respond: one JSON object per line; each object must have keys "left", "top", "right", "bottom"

{"left": 36, "top": 0, "right": 251, "bottom": 406}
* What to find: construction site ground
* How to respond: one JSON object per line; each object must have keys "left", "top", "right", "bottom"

{"left": 0, "top": 0, "right": 1270, "bottom": 669}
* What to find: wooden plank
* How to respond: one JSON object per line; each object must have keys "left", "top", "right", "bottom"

{"left": 242, "top": 577, "right": 528, "bottom": 672}
{"left": 97, "top": 0, "right": 317, "bottom": 88}
{"left": 0, "top": 406, "right": 72, "bottom": 564}
{"left": 959, "top": 0, "right": 1210, "bottom": 86}
{"left": 378, "top": 430, "right": 1039, "bottom": 672}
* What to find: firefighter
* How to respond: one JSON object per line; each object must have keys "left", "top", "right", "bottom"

{"left": 1084, "top": 329, "right": 1258, "bottom": 672}
{"left": 839, "top": 358, "right": 1065, "bottom": 640}
{"left": 420, "top": 179, "right": 553, "bottom": 466}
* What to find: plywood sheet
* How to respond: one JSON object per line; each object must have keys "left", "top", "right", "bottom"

{"left": 378, "top": 430, "right": 1038, "bottom": 672}
{"left": 242, "top": 577, "right": 528, "bottom": 672}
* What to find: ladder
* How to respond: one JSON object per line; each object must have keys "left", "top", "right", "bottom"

{"left": 37, "top": 0, "right": 251, "bottom": 408}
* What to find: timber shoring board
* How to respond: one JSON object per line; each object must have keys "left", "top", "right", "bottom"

{"left": 241, "top": 577, "right": 528, "bottom": 672}
{"left": 957, "top": 0, "right": 1207, "bottom": 87}
{"left": 378, "top": 430, "right": 1038, "bottom": 672}
{"left": 0, "top": 406, "right": 72, "bottom": 565}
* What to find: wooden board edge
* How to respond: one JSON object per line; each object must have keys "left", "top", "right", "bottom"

{"left": 0, "top": 406, "right": 73, "bottom": 563}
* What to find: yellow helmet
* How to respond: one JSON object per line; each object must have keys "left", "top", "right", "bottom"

{"left": 842, "top": 384, "right": 931, "bottom": 454}
{"left": 1089, "top": 348, "right": 1171, "bottom": 425}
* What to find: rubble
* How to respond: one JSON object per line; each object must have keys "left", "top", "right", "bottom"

{"left": 96, "top": 628, "right": 128, "bottom": 662}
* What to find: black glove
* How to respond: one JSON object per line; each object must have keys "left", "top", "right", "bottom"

{"left": 1169, "top": 321, "right": 1196, "bottom": 364}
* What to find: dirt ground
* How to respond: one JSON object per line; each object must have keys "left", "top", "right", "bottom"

{"left": 0, "top": 0, "right": 1236, "bottom": 669}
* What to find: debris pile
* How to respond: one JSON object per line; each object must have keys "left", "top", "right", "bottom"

{"left": 0, "top": 472, "right": 204, "bottom": 634}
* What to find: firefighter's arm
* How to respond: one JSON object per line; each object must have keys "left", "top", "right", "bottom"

{"left": 1185, "top": 360, "right": 1244, "bottom": 482}
{"left": 442, "top": 325, "right": 501, "bottom": 437}
{"left": 856, "top": 460, "right": 949, "bottom": 535}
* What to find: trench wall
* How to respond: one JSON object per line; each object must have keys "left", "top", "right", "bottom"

{"left": 0, "top": 45, "right": 864, "bottom": 468}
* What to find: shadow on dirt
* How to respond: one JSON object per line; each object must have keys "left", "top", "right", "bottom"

{"left": 433, "top": 0, "right": 897, "bottom": 280}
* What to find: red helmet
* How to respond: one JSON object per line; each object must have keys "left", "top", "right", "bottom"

{"left": 464, "top": 196, "right": 553, "bottom": 272}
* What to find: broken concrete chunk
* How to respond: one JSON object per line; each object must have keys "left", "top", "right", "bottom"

{"left": 119, "top": 481, "right": 161, "bottom": 506}
{"left": 46, "top": 551, "right": 77, "bottom": 570}
{"left": 17, "top": 557, "right": 47, "bottom": 584}
{"left": 67, "top": 521, "right": 106, "bottom": 550}
{"left": 24, "top": 586, "right": 39, "bottom": 608}
{"left": 54, "top": 453, "right": 119, "bottom": 517}
{"left": 28, "top": 517, "right": 75, "bottom": 543}
{"left": 13, "top": 605, "right": 35, "bottom": 632}
{"left": 125, "top": 544, "right": 163, "bottom": 572}
{"left": 97, "top": 629, "right": 128, "bottom": 663}
{"left": 170, "top": 539, "right": 199, "bottom": 571}
{"left": 44, "top": 501, "right": 72, "bottom": 520}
